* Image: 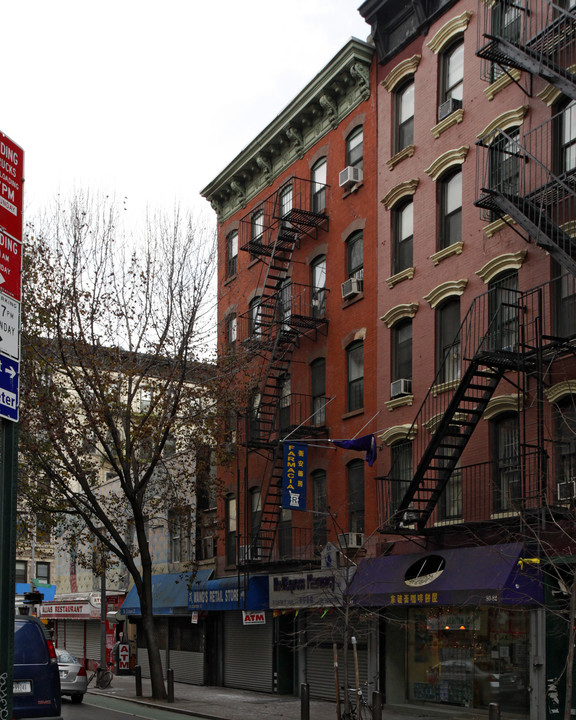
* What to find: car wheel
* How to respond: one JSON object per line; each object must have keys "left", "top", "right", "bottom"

{"left": 71, "top": 694, "right": 84, "bottom": 704}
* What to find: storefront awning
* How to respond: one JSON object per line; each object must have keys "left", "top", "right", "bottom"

{"left": 188, "top": 575, "right": 269, "bottom": 611}
{"left": 121, "top": 570, "right": 213, "bottom": 616}
{"left": 349, "top": 543, "right": 543, "bottom": 608}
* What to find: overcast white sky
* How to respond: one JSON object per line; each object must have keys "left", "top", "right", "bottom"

{"left": 4, "top": 1, "right": 370, "bottom": 227}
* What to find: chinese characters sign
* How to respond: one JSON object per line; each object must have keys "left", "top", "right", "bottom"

{"left": 281, "top": 442, "right": 307, "bottom": 510}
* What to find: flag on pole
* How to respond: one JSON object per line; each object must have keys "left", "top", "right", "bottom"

{"left": 332, "top": 434, "right": 377, "bottom": 466}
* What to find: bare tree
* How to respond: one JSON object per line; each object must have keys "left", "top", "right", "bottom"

{"left": 18, "top": 192, "right": 227, "bottom": 700}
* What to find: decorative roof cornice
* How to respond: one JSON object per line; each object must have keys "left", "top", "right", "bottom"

{"left": 201, "top": 38, "right": 375, "bottom": 221}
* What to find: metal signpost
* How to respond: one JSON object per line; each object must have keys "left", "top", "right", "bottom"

{"left": 0, "top": 130, "right": 24, "bottom": 720}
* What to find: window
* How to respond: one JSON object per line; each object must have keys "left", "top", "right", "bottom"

{"left": 490, "top": 1, "right": 521, "bottom": 81}
{"left": 346, "top": 231, "right": 363, "bottom": 281}
{"left": 278, "top": 508, "right": 292, "bottom": 558}
{"left": 35, "top": 562, "right": 50, "bottom": 584}
{"left": 249, "top": 297, "right": 262, "bottom": 338}
{"left": 395, "top": 80, "right": 415, "bottom": 152}
{"left": 278, "top": 374, "right": 291, "bottom": 432}
{"left": 390, "top": 441, "right": 412, "bottom": 516}
{"left": 250, "top": 210, "right": 264, "bottom": 257}
{"left": 392, "top": 320, "right": 413, "bottom": 382}
{"left": 168, "top": 508, "right": 191, "bottom": 563}
{"left": 554, "top": 268, "right": 576, "bottom": 338}
{"left": 312, "top": 470, "right": 327, "bottom": 549}
{"left": 311, "top": 358, "right": 326, "bottom": 426}
{"left": 490, "top": 128, "right": 519, "bottom": 201}
{"left": 311, "top": 158, "right": 327, "bottom": 213}
{"left": 311, "top": 255, "right": 327, "bottom": 317}
{"left": 557, "top": 99, "right": 576, "bottom": 176}
{"left": 139, "top": 388, "right": 152, "bottom": 412}
{"left": 347, "top": 341, "right": 364, "bottom": 412}
{"left": 249, "top": 392, "right": 261, "bottom": 442}
{"left": 488, "top": 271, "right": 519, "bottom": 351}
{"left": 279, "top": 279, "right": 291, "bottom": 330}
{"left": 346, "top": 126, "right": 363, "bottom": 170}
{"left": 348, "top": 460, "right": 365, "bottom": 533}
{"left": 36, "top": 514, "right": 51, "bottom": 544}
{"left": 438, "top": 169, "right": 462, "bottom": 249}
{"left": 439, "top": 463, "right": 462, "bottom": 520}
{"left": 393, "top": 200, "right": 413, "bottom": 274}
{"left": 279, "top": 185, "right": 293, "bottom": 229}
{"left": 250, "top": 487, "right": 262, "bottom": 556}
{"left": 227, "top": 313, "right": 237, "bottom": 348}
{"left": 492, "top": 414, "right": 521, "bottom": 512}
{"left": 15, "top": 560, "right": 27, "bottom": 584}
{"left": 441, "top": 40, "right": 464, "bottom": 106}
{"left": 227, "top": 230, "right": 238, "bottom": 277}
{"left": 225, "top": 495, "right": 237, "bottom": 565}
{"left": 555, "top": 399, "right": 576, "bottom": 496}
{"left": 436, "top": 298, "right": 460, "bottom": 383}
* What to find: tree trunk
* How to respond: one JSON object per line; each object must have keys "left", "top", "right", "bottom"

{"left": 141, "top": 608, "right": 167, "bottom": 700}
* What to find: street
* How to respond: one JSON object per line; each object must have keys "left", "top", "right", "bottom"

{"left": 62, "top": 694, "right": 208, "bottom": 720}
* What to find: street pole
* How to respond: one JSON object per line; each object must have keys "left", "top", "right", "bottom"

{"left": 100, "top": 570, "right": 107, "bottom": 677}
{"left": 0, "top": 420, "right": 18, "bottom": 720}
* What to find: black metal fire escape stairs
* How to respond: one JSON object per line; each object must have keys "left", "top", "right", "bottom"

{"left": 477, "top": 0, "right": 576, "bottom": 102}
{"left": 384, "top": 291, "right": 535, "bottom": 534}
{"left": 238, "top": 178, "right": 329, "bottom": 563}
{"left": 476, "top": 121, "right": 576, "bottom": 278}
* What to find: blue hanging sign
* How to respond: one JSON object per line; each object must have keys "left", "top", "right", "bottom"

{"left": 281, "top": 442, "right": 307, "bottom": 510}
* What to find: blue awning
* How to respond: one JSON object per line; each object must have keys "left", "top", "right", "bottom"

{"left": 188, "top": 575, "right": 269, "bottom": 611}
{"left": 121, "top": 570, "right": 213, "bottom": 616}
{"left": 349, "top": 543, "right": 543, "bottom": 608}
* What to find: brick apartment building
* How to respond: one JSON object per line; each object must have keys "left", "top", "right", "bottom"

{"left": 201, "top": 0, "right": 576, "bottom": 716}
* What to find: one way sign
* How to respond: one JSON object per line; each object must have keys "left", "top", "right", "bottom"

{"left": 0, "top": 355, "right": 19, "bottom": 421}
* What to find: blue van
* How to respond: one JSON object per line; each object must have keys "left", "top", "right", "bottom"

{"left": 13, "top": 616, "right": 62, "bottom": 719}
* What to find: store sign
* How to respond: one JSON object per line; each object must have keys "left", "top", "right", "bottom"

{"left": 40, "top": 601, "right": 100, "bottom": 620}
{"left": 117, "top": 643, "right": 130, "bottom": 671}
{"left": 269, "top": 569, "right": 352, "bottom": 609}
{"left": 242, "top": 611, "right": 266, "bottom": 625}
{"left": 281, "top": 442, "right": 307, "bottom": 510}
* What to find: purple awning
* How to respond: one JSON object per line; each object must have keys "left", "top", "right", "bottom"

{"left": 349, "top": 543, "right": 543, "bottom": 607}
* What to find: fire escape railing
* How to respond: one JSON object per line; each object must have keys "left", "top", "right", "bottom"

{"left": 378, "top": 284, "right": 548, "bottom": 533}
{"left": 236, "top": 176, "right": 330, "bottom": 564}
{"left": 477, "top": 0, "right": 576, "bottom": 100}
{"left": 476, "top": 113, "right": 576, "bottom": 277}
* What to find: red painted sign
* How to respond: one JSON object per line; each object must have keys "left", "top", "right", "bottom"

{"left": 118, "top": 643, "right": 130, "bottom": 670}
{"left": 0, "top": 132, "right": 24, "bottom": 243}
{"left": 0, "top": 231, "right": 22, "bottom": 301}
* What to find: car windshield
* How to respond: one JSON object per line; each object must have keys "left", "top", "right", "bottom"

{"left": 56, "top": 649, "right": 77, "bottom": 664}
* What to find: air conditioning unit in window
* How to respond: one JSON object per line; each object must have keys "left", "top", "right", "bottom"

{"left": 338, "top": 532, "right": 364, "bottom": 550}
{"left": 339, "top": 166, "right": 363, "bottom": 190}
{"left": 390, "top": 378, "right": 412, "bottom": 398}
{"left": 557, "top": 480, "right": 576, "bottom": 501}
{"left": 438, "top": 97, "right": 462, "bottom": 121}
{"left": 341, "top": 277, "right": 363, "bottom": 299}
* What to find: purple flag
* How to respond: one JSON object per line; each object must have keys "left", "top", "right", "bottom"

{"left": 332, "top": 434, "right": 377, "bottom": 466}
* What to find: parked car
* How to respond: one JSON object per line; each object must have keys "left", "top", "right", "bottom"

{"left": 431, "top": 658, "right": 524, "bottom": 705}
{"left": 13, "top": 616, "right": 62, "bottom": 719}
{"left": 55, "top": 648, "right": 88, "bottom": 703}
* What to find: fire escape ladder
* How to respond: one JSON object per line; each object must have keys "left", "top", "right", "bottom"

{"left": 477, "top": 0, "right": 576, "bottom": 100}
{"left": 248, "top": 444, "right": 286, "bottom": 563}
{"left": 475, "top": 122, "right": 576, "bottom": 278}
{"left": 392, "top": 360, "right": 505, "bottom": 532}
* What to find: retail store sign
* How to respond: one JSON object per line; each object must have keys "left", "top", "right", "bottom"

{"left": 242, "top": 611, "right": 266, "bottom": 626}
{"left": 281, "top": 442, "right": 307, "bottom": 510}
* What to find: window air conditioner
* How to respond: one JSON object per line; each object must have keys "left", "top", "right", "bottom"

{"left": 338, "top": 532, "right": 364, "bottom": 550}
{"left": 557, "top": 480, "right": 576, "bottom": 502}
{"left": 437, "top": 97, "right": 462, "bottom": 121}
{"left": 390, "top": 378, "right": 412, "bottom": 398}
{"left": 341, "top": 277, "right": 363, "bottom": 299}
{"left": 339, "top": 166, "right": 363, "bottom": 190}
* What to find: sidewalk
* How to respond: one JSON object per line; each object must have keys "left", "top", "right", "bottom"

{"left": 87, "top": 673, "right": 523, "bottom": 720}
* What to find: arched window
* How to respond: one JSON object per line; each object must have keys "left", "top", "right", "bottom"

{"left": 311, "top": 158, "right": 327, "bottom": 213}
{"left": 392, "top": 319, "right": 412, "bottom": 384}
{"left": 439, "top": 39, "right": 464, "bottom": 119}
{"left": 250, "top": 209, "right": 264, "bottom": 257}
{"left": 393, "top": 199, "right": 414, "bottom": 274}
{"left": 311, "top": 358, "right": 326, "bottom": 426}
{"left": 492, "top": 413, "right": 520, "bottom": 512}
{"left": 346, "top": 230, "right": 363, "bottom": 281}
{"left": 226, "top": 230, "right": 238, "bottom": 277}
{"left": 311, "top": 255, "right": 327, "bottom": 317}
{"left": 395, "top": 79, "right": 415, "bottom": 152}
{"left": 488, "top": 271, "right": 519, "bottom": 351}
{"left": 348, "top": 460, "right": 365, "bottom": 533}
{"left": 249, "top": 297, "right": 262, "bottom": 338}
{"left": 347, "top": 340, "right": 364, "bottom": 412}
{"left": 438, "top": 168, "right": 462, "bottom": 249}
{"left": 436, "top": 297, "right": 460, "bottom": 383}
{"left": 346, "top": 126, "right": 363, "bottom": 170}
{"left": 226, "top": 313, "right": 237, "bottom": 349}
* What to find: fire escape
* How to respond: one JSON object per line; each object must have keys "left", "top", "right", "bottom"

{"left": 379, "top": 0, "right": 576, "bottom": 533}
{"left": 237, "top": 177, "right": 329, "bottom": 563}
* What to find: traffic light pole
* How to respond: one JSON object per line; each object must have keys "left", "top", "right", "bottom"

{"left": 0, "top": 419, "right": 18, "bottom": 720}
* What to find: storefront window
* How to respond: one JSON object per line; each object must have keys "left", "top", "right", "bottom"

{"left": 407, "top": 606, "right": 529, "bottom": 710}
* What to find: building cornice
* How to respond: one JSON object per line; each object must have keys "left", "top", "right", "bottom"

{"left": 201, "top": 38, "right": 375, "bottom": 221}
